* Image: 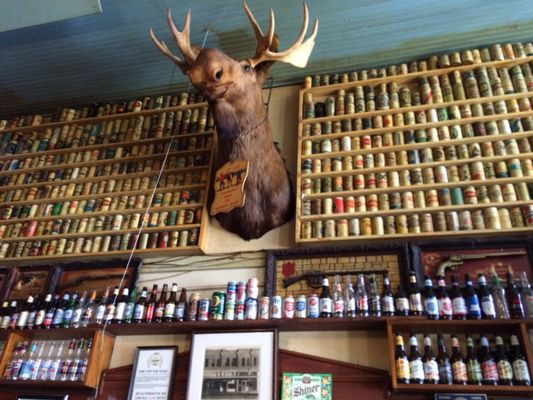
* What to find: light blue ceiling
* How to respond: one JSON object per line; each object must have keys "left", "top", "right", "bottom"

{"left": 2, "top": 0, "right": 533, "bottom": 117}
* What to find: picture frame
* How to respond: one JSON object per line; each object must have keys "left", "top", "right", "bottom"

{"left": 410, "top": 237, "right": 533, "bottom": 281}
{"left": 127, "top": 346, "right": 178, "bottom": 400}
{"left": 187, "top": 330, "right": 277, "bottom": 400}
{"left": 5, "top": 265, "right": 60, "bottom": 300}
{"left": 16, "top": 396, "right": 68, "bottom": 400}
{"left": 265, "top": 245, "right": 411, "bottom": 297}
{"left": 52, "top": 258, "right": 141, "bottom": 298}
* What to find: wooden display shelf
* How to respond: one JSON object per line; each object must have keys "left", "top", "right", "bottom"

{"left": 0, "top": 147, "right": 211, "bottom": 177}
{"left": 296, "top": 54, "right": 533, "bottom": 244}
{"left": 0, "top": 164, "right": 209, "bottom": 193}
{"left": 394, "top": 383, "right": 533, "bottom": 395}
{"left": 0, "top": 328, "right": 115, "bottom": 389}
{"left": 302, "top": 55, "right": 533, "bottom": 96}
{"left": 0, "top": 130, "right": 215, "bottom": 163}
{"left": 1, "top": 102, "right": 209, "bottom": 136}
{"left": 0, "top": 182, "right": 206, "bottom": 207}
{"left": 0, "top": 202, "right": 203, "bottom": 226}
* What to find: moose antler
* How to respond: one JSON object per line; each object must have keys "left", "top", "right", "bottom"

{"left": 243, "top": 1, "right": 318, "bottom": 68}
{"left": 149, "top": 9, "right": 200, "bottom": 73}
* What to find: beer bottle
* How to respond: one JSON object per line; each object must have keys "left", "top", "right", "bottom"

{"left": 175, "top": 287, "right": 187, "bottom": 322}
{"left": 465, "top": 336, "right": 482, "bottom": 385}
{"left": 319, "top": 278, "right": 333, "bottom": 318}
{"left": 408, "top": 334, "right": 424, "bottom": 384}
{"left": 478, "top": 273, "right": 496, "bottom": 319}
{"left": 381, "top": 272, "right": 395, "bottom": 316}
{"left": 492, "top": 272, "right": 510, "bottom": 319}
{"left": 506, "top": 271, "right": 525, "bottom": 319}
{"left": 0, "top": 301, "right": 10, "bottom": 329}
{"left": 81, "top": 290, "right": 97, "bottom": 327}
{"left": 26, "top": 294, "right": 40, "bottom": 330}
{"left": 16, "top": 295, "right": 33, "bottom": 329}
{"left": 423, "top": 276, "right": 439, "bottom": 320}
{"left": 52, "top": 293, "right": 69, "bottom": 328}
{"left": 144, "top": 284, "right": 158, "bottom": 323}
{"left": 344, "top": 275, "right": 356, "bottom": 318}
{"left": 436, "top": 276, "right": 453, "bottom": 320}
{"left": 450, "top": 336, "right": 468, "bottom": 384}
{"left": 123, "top": 287, "right": 137, "bottom": 324}
{"left": 61, "top": 292, "right": 77, "bottom": 328}
{"left": 450, "top": 275, "right": 467, "bottom": 320}
{"left": 35, "top": 294, "right": 52, "bottom": 329}
{"left": 408, "top": 271, "right": 423, "bottom": 316}
{"left": 437, "top": 334, "right": 453, "bottom": 384}
{"left": 7, "top": 300, "right": 19, "bottom": 329}
{"left": 510, "top": 334, "right": 531, "bottom": 385}
{"left": 113, "top": 287, "right": 129, "bottom": 323}
{"left": 422, "top": 335, "right": 439, "bottom": 384}
{"left": 355, "top": 274, "right": 368, "bottom": 317}
{"left": 479, "top": 336, "right": 498, "bottom": 385}
{"left": 71, "top": 291, "right": 87, "bottom": 328}
{"left": 520, "top": 271, "right": 533, "bottom": 318}
{"left": 104, "top": 286, "right": 119, "bottom": 323}
{"left": 333, "top": 275, "right": 345, "bottom": 318}
{"left": 164, "top": 283, "right": 178, "bottom": 322}
{"left": 368, "top": 274, "right": 381, "bottom": 317}
{"left": 94, "top": 287, "right": 110, "bottom": 325}
{"left": 495, "top": 336, "right": 513, "bottom": 385}
{"left": 395, "top": 284, "right": 409, "bottom": 316}
{"left": 133, "top": 287, "right": 148, "bottom": 323}
{"left": 154, "top": 283, "right": 168, "bottom": 322}
{"left": 464, "top": 274, "right": 481, "bottom": 320}
{"left": 395, "top": 334, "right": 410, "bottom": 384}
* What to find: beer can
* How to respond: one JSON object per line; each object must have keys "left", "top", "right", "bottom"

{"left": 245, "top": 298, "right": 258, "bottom": 320}
{"left": 225, "top": 281, "right": 237, "bottom": 320}
{"left": 210, "top": 292, "right": 226, "bottom": 320}
{"left": 295, "top": 295, "right": 307, "bottom": 318}
{"left": 446, "top": 211, "right": 460, "bottom": 231}
{"left": 259, "top": 297, "right": 270, "bottom": 320}
{"left": 198, "top": 298, "right": 210, "bottom": 321}
{"left": 283, "top": 296, "right": 295, "bottom": 319}
{"left": 236, "top": 281, "right": 247, "bottom": 320}
{"left": 498, "top": 208, "right": 512, "bottom": 229}
{"left": 472, "top": 210, "right": 486, "bottom": 229}
{"left": 270, "top": 295, "right": 282, "bottom": 319}
{"left": 484, "top": 207, "right": 501, "bottom": 229}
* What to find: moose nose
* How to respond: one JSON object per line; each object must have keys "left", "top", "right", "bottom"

{"left": 214, "top": 69, "right": 223, "bottom": 82}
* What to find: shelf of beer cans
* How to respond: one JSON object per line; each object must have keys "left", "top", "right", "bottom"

{"left": 0, "top": 92, "right": 216, "bottom": 261}
{"left": 296, "top": 41, "right": 533, "bottom": 244}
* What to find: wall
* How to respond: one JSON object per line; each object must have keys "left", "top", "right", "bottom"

{"left": 107, "top": 84, "right": 390, "bottom": 374}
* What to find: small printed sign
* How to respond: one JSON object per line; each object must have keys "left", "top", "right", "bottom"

{"left": 435, "top": 394, "right": 487, "bottom": 400}
{"left": 281, "top": 373, "right": 332, "bottom": 400}
{"left": 210, "top": 160, "right": 249, "bottom": 215}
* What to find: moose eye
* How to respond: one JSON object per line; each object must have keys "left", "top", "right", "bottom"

{"left": 243, "top": 64, "right": 251, "bottom": 72}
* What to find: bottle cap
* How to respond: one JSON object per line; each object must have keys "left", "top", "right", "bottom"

{"left": 409, "top": 335, "right": 418, "bottom": 346}
{"left": 511, "top": 335, "right": 520, "bottom": 346}
{"left": 396, "top": 334, "right": 404, "bottom": 345}
{"left": 423, "top": 336, "right": 432, "bottom": 346}
{"left": 480, "top": 336, "right": 489, "bottom": 346}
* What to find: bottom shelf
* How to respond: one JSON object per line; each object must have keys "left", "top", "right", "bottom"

{"left": 0, "top": 379, "right": 96, "bottom": 390}
{"left": 395, "top": 383, "right": 533, "bottom": 395}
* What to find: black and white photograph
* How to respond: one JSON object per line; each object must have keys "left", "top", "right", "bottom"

{"left": 187, "top": 331, "right": 276, "bottom": 400}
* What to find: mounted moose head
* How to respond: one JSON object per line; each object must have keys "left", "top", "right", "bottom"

{"left": 150, "top": 2, "right": 318, "bottom": 240}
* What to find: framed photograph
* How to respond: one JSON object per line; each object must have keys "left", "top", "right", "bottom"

{"left": 410, "top": 237, "right": 533, "bottom": 281}
{"left": 265, "top": 245, "right": 410, "bottom": 297}
{"left": 6, "top": 265, "right": 60, "bottom": 300}
{"left": 187, "top": 331, "right": 277, "bottom": 400}
{"left": 52, "top": 258, "right": 141, "bottom": 297}
{"left": 127, "top": 346, "right": 178, "bottom": 400}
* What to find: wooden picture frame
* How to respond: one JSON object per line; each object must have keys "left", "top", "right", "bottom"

{"left": 51, "top": 258, "right": 141, "bottom": 297}
{"left": 265, "top": 245, "right": 411, "bottom": 297}
{"left": 410, "top": 237, "right": 533, "bottom": 281}
{"left": 5, "top": 265, "right": 60, "bottom": 300}
{"left": 187, "top": 330, "right": 277, "bottom": 400}
{"left": 127, "top": 346, "right": 178, "bottom": 400}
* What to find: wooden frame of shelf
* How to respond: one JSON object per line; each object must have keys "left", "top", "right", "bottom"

{"left": 296, "top": 55, "right": 533, "bottom": 245}
{"left": 387, "top": 319, "right": 533, "bottom": 396}
{"left": 0, "top": 101, "right": 216, "bottom": 262}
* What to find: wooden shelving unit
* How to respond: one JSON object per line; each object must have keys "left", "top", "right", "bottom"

{"left": 296, "top": 55, "right": 533, "bottom": 244}
{"left": 0, "top": 100, "right": 216, "bottom": 261}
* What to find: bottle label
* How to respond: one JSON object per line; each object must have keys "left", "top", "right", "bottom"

{"left": 34, "top": 310, "right": 46, "bottom": 326}
{"left": 481, "top": 297, "right": 496, "bottom": 317}
{"left": 369, "top": 297, "right": 380, "bottom": 312}
{"left": 481, "top": 360, "right": 499, "bottom": 380}
{"left": 409, "top": 293, "right": 423, "bottom": 311}
{"left": 438, "top": 362, "right": 453, "bottom": 383}
{"left": 124, "top": 303, "right": 135, "bottom": 321}
{"left": 71, "top": 308, "right": 83, "bottom": 325}
{"left": 105, "top": 304, "right": 115, "bottom": 321}
{"left": 513, "top": 359, "right": 531, "bottom": 381}
{"left": 63, "top": 309, "right": 73, "bottom": 323}
{"left": 52, "top": 309, "right": 64, "bottom": 325}
{"left": 409, "top": 359, "right": 425, "bottom": 380}
{"left": 396, "top": 297, "right": 409, "bottom": 312}
{"left": 17, "top": 311, "right": 29, "bottom": 328}
{"left": 48, "top": 360, "right": 60, "bottom": 380}
{"left": 452, "top": 297, "right": 467, "bottom": 315}
{"left": 466, "top": 359, "right": 482, "bottom": 381}
{"left": 425, "top": 298, "right": 439, "bottom": 316}
{"left": 396, "top": 358, "right": 410, "bottom": 380}
{"left": 0, "top": 315, "right": 10, "bottom": 329}
{"left": 174, "top": 303, "right": 185, "bottom": 320}
{"left": 357, "top": 296, "right": 368, "bottom": 312}
{"left": 346, "top": 298, "right": 356, "bottom": 313}
{"left": 154, "top": 305, "right": 165, "bottom": 319}
{"left": 526, "top": 294, "right": 533, "bottom": 314}
{"left": 133, "top": 304, "right": 145, "bottom": 320}
{"left": 497, "top": 360, "right": 513, "bottom": 380}
{"left": 438, "top": 297, "right": 453, "bottom": 316}
{"left": 319, "top": 298, "right": 332, "bottom": 313}
{"left": 164, "top": 303, "right": 176, "bottom": 318}
{"left": 423, "top": 359, "right": 439, "bottom": 381}
{"left": 466, "top": 296, "right": 481, "bottom": 317}
{"left": 382, "top": 295, "right": 395, "bottom": 312}
{"left": 114, "top": 303, "right": 126, "bottom": 320}
{"left": 452, "top": 360, "right": 468, "bottom": 381}
{"left": 44, "top": 310, "right": 55, "bottom": 326}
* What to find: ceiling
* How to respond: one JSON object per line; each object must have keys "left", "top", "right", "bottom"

{"left": 2, "top": 0, "right": 533, "bottom": 118}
